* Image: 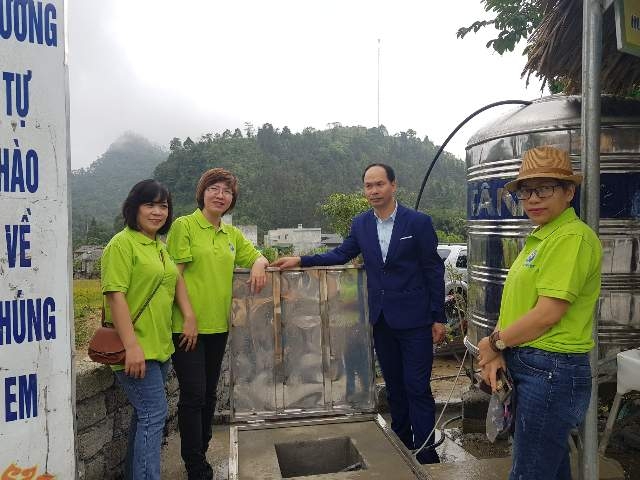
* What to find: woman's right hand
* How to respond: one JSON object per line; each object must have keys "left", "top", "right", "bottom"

{"left": 179, "top": 315, "right": 198, "bottom": 352}
{"left": 480, "top": 354, "right": 507, "bottom": 393}
{"left": 124, "top": 342, "right": 146, "bottom": 378}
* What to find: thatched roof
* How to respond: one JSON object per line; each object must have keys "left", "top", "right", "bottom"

{"left": 523, "top": 0, "right": 640, "bottom": 95}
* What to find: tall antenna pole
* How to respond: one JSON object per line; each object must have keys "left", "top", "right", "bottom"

{"left": 377, "top": 38, "right": 381, "bottom": 127}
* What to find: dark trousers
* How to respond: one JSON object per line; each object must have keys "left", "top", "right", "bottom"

{"left": 373, "top": 315, "right": 439, "bottom": 464}
{"left": 172, "top": 332, "right": 228, "bottom": 479}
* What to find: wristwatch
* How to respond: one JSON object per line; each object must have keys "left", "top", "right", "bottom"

{"left": 489, "top": 330, "right": 507, "bottom": 352}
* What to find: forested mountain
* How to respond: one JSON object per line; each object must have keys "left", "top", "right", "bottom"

{"left": 71, "top": 125, "right": 467, "bottom": 248}
{"left": 71, "top": 132, "right": 167, "bottom": 247}
{"left": 156, "top": 124, "right": 466, "bottom": 240}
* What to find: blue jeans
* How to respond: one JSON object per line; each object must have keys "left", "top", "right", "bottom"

{"left": 505, "top": 347, "right": 591, "bottom": 480}
{"left": 114, "top": 360, "right": 170, "bottom": 480}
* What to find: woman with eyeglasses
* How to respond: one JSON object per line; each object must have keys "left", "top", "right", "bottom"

{"left": 477, "top": 146, "right": 602, "bottom": 480}
{"left": 166, "top": 168, "right": 268, "bottom": 480}
{"left": 101, "top": 179, "right": 195, "bottom": 480}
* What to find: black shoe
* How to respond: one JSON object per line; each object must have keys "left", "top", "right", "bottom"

{"left": 187, "top": 462, "right": 213, "bottom": 480}
{"left": 416, "top": 450, "right": 440, "bottom": 464}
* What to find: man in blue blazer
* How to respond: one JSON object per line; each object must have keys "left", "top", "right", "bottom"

{"left": 272, "top": 163, "right": 446, "bottom": 464}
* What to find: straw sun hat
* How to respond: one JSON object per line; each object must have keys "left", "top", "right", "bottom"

{"left": 504, "top": 146, "right": 583, "bottom": 192}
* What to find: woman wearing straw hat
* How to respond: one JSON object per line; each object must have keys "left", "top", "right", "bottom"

{"left": 478, "top": 146, "right": 602, "bottom": 480}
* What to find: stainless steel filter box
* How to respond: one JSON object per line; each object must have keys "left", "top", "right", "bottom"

{"left": 228, "top": 266, "right": 428, "bottom": 479}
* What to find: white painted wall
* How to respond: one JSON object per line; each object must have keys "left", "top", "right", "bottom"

{"left": 0, "top": 1, "right": 75, "bottom": 477}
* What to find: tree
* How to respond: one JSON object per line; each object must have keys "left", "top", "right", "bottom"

{"left": 169, "top": 137, "right": 182, "bottom": 151}
{"left": 457, "top": 1, "right": 543, "bottom": 54}
{"left": 85, "top": 217, "right": 111, "bottom": 245}
{"left": 183, "top": 137, "right": 195, "bottom": 149}
{"left": 319, "top": 192, "right": 370, "bottom": 238}
{"left": 458, "top": 2, "right": 640, "bottom": 97}
{"left": 147, "top": 124, "right": 466, "bottom": 238}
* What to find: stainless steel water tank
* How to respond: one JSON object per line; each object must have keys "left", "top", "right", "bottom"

{"left": 466, "top": 95, "right": 640, "bottom": 357}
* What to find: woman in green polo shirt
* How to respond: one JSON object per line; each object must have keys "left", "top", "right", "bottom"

{"left": 101, "top": 179, "right": 196, "bottom": 480}
{"left": 166, "top": 167, "right": 268, "bottom": 480}
{"left": 477, "top": 146, "right": 602, "bottom": 480}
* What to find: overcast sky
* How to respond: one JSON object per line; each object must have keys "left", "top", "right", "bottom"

{"left": 67, "top": 0, "right": 546, "bottom": 169}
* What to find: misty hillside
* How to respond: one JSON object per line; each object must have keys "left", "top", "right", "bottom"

{"left": 156, "top": 124, "right": 466, "bottom": 239}
{"left": 71, "top": 132, "right": 167, "bottom": 247}
{"left": 71, "top": 124, "right": 467, "bottom": 247}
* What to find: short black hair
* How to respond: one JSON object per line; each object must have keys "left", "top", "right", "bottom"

{"left": 122, "top": 179, "right": 173, "bottom": 235}
{"left": 362, "top": 163, "right": 396, "bottom": 182}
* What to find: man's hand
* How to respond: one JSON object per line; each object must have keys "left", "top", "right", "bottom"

{"left": 270, "top": 256, "right": 302, "bottom": 269}
{"left": 432, "top": 322, "right": 446, "bottom": 344}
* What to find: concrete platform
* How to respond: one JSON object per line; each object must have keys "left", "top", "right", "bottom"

{"left": 423, "top": 454, "right": 624, "bottom": 480}
{"left": 161, "top": 424, "right": 624, "bottom": 480}
{"left": 160, "top": 365, "right": 623, "bottom": 480}
{"left": 234, "top": 420, "right": 421, "bottom": 479}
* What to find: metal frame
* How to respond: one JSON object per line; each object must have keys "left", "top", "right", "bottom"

{"left": 228, "top": 414, "right": 431, "bottom": 480}
{"left": 228, "top": 267, "right": 432, "bottom": 478}
{"left": 230, "top": 266, "right": 377, "bottom": 422}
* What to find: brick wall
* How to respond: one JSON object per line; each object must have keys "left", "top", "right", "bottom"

{"left": 75, "top": 349, "right": 230, "bottom": 479}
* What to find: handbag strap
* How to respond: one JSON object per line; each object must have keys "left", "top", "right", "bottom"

{"left": 102, "top": 249, "right": 166, "bottom": 327}
{"left": 101, "top": 277, "right": 163, "bottom": 327}
{"left": 131, "top": 276, "right": 164, "bottom": 324}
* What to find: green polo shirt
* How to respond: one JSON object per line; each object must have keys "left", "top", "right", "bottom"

{"left": 101, "top": 227, "right": 177, "bottom": 370}
{"left": 166, "top": 209, "right": 262, "bottom": 334}
{"left": 497, "top": 207, "right": 602, "bottom": 353}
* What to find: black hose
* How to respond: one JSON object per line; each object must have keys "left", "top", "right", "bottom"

{"left": 414, "top": 100, "right": 532, "bottom": 211}
{"left": 440, "top": 414, "right": 463, "bottom": 431}
{"left": 420, "top": 414, "right": 463, "bottom": 451}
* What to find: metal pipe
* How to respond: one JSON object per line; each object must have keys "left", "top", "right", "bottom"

{"left": 580, "top": 1, "right": 603, "bottom": 479}
{"left": 598, "top": 393, "right": 623, "bottom": 455}
{"left": 414, "top": 99, "right": 531, "bottom": 211}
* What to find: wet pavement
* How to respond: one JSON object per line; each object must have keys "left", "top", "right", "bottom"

{"left": 161, "top": 423, "right": 229, "bottom": 479}
{"left": 160, "top": 357, "right": 624, "bottom": 479}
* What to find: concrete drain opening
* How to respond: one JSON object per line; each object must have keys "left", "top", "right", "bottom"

{"left": 275, "top": 436, "right": 366, "bottom": 478}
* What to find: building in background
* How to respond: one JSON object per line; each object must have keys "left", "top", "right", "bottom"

{"left": 264, "top": 225, "right": 343, "bottom": 254}
{"left": 223, "top": 213, "right": 258, "bottom": 246}
{"left": 237, "top": 225, "right": 258, "bottom": 246}
{"left": 73, "top": 245, "right": 104, "bottom": 278}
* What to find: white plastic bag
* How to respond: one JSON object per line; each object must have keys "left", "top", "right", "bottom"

{"left": 486, "top": 392, "right": 513, "bottom": 443}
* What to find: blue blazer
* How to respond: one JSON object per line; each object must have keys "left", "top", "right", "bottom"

{"left": 301, "top": 203, "right": 445, "bottom": 329}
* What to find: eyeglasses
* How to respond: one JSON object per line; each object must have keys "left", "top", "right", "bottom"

{"left": 514, "top": 184, "right": 562, "bottom": 200}
{"left": 205, "top": 186, "right": 233, "bottom": 197}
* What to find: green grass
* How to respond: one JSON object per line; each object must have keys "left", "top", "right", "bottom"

{"left": 73, "top": 279, "right": 102, "bottom": 349}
